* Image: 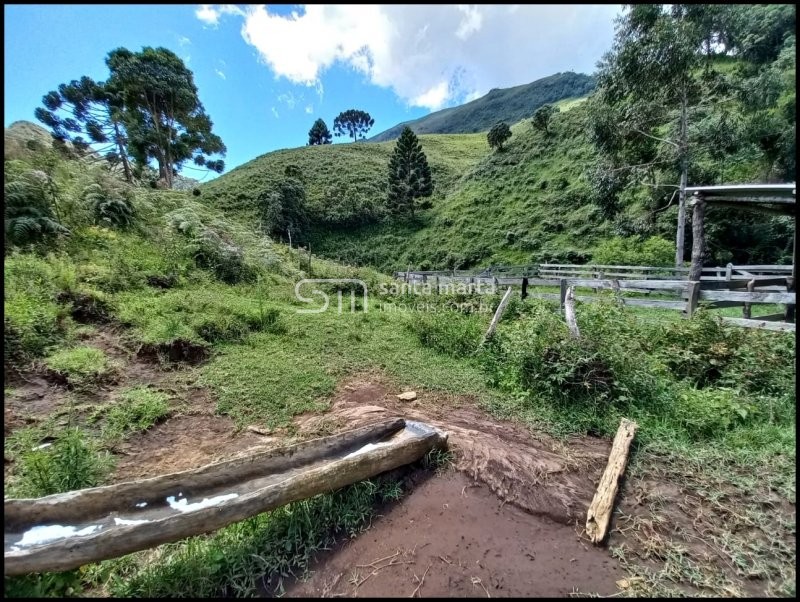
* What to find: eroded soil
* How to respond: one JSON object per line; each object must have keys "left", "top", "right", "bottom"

{"left": 286, "top": 470, "right": 622, "bottom": 598}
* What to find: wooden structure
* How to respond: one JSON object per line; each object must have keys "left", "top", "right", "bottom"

{"left": 4, "top": 419, "right": 446, "bottom": 576}
{"left": 686, "top": 184, "right": 795, "bottom": 324}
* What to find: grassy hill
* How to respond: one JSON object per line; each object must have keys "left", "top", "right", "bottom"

{"left": 369, "top": 72, "right": 595, "bottom": 142}
{"left": 201, "top": 95, "right": 625, "bottom": 272}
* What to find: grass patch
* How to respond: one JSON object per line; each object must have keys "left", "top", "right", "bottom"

{"left": 100, "top": 387, "right": 172, "bottom": 440}
{"left": 86, "top": 478, "right": 405, "bottom": 597}
{"left": 7, "top": 427, "right": 115, "bottom": 498}
{"left": 43, "top": 346, "right": 118, "bottom": 389}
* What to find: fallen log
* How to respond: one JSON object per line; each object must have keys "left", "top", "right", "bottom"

{"left": 585, "top": 418, "right": 638, "bottom": 544}
{"left": 5, "top": 418, "right": 447, "bottom": 576}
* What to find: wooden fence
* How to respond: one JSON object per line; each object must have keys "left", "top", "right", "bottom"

{"left": 393, "top": 264, "right": 795, "bottom": 332}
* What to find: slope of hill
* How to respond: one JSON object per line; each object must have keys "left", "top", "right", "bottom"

{"left": 4, "top": 120, "right": 59, "bottom": 159}
{"left": 369, "top": 72, "right": 595, "bottom": 142}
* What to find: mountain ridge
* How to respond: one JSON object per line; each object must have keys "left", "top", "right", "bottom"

{"left": 369, "top": 71, "right": 595, "bottom": 142}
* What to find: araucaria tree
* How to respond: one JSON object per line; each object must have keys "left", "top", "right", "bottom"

{"left": 333, "top": 109, "right": 374, "bottom": 142}
{"left": 106, "top": 47, "right": 226, "bottom": 189}
{"left": 386, "top": 127, "right": 434, "bottom": 218}
{"left": 307, "top": 118, "right": 332, "bottom": 145}
{"left": 35, "top": 76, "right": 134, "bottom": 183}
{"left": 487, "top": 122, "right": 512, "bottom": 151}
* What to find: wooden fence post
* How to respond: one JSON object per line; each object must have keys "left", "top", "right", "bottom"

{"left": 559, "top": 279, "right": 568, "bottom": 313}
{"left": 785, "top": 276, "right": 795, "bottom": 323}
{"left": 689, "top": 195, "right": 706, "bottom": 282}
{"left": 686, "top": 281, "right": 701, "bottom": 317}
{"left": 743, "top": 279, "right": 755, "bottom": 319}
{"left": 725, "top": 263, "right": 733, "bottom": 281}
{"left": 564, "top": 286, "right": 581, "bottom": 339}
{"left": 479, "top": 287, "right": 513, "bottom": 347}
{"left": 434, "top": 276, "right": 439, "bottom": 295}
{"left": 521, "top": 277, "right": 529, "bottom": 300}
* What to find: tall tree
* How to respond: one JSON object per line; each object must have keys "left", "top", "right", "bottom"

{"left": 590, "top": 4, "right": 730, "bottom": 266}
{"left": 333, "top": 110, "right": 374, "bottom": 142}
{"left": 307, "top": 118, "right": 332, "bottom": 145}
{"left": 105, "top": 47, "right": 226, "bottom": 189}
{"left": 531, "top": 104, "right": 559, "bottom": 136}
{"left": 487, "top": 122, "right": 512, "bottom": 151}
{"left": 386, "top": 127, "right": 434, "bottom": 218}
{"left": 34, "top": 76, "right": 134, "bottom": 183}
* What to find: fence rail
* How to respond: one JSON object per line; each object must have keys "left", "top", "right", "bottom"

{"left": 393, "top": 263, "right": 795, "bottom": 332}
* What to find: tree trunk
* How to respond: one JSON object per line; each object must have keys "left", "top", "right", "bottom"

{"left": 112, "top": 119, "right": 133, "bottom": 184}
{"left": 675, "top": 89, "right": 689, "bottom": 267}
{"left": 689, "top": 195, "right": 705, "bottom": 282}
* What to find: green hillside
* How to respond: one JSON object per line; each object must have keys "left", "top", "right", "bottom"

{"left": 369, "top": 72, "right": 595, "bottom": 142}
{"left": 201, "top": 98, "right": 646, "bottom": 272}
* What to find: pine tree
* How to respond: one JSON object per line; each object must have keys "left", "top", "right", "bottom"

{"left": 387, "top": 127, "right": 434, "bottom": 218}
{"left": 307, "top": 118, "right": 332, "bottom": 145}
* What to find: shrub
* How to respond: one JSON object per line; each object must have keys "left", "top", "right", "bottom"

{"left": 192, "top": 187, "right": 201, "bottom": 197}
{"left": 673, "top": 387, "right": 759, "bottom": 440}
{"left": 13, "top": 428, "right": 115, "bottom": 497}
{"left": 591, "top": 235, "right": 674, "bottom": 267}
{"left": 408, "top": 310, "right": 483, "bottom": 358}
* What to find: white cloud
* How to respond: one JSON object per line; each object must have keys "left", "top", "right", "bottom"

{"left": 195, "top": 4, "right": 244, "bottom": 27}
{"left": 195, "top": 4, "right": 621, "bottom": 110}
{"left": 271, "top": 106, "right": 279, "bottom": 118}
{"left": 305, "top": 105, "right": 313, "bottom": 114}
{"left": 178, "top": 35, "right": 192, "bottom": 46}
{"left": 215, "top": 69, "right": 226, "bottom": 80}
{"left": 455, "top": 5, "right": 483, "bottom": 40}
{"left": 411, "top": 81, "right": 450, "bottom": 111}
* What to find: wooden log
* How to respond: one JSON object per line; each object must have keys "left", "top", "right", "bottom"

{"left": 721, "top": 317, "right": 796, "bottom": 332}
{"left": 559, "top": 279, "right": 568, "bottom": 312}
{"left": 564, "top": 286, "right": 581, "bottom": 338}
{"left": 4, "top": 419, "right": 446, "bottom": 575}
{"left": 585, "top": 418, "right": 638, "bottom": 545}
{"left": 479, "top": 286, "right": 513, "bottom": 347}
{"left": 699, "top": 290, "right": 796, "bottom": 304}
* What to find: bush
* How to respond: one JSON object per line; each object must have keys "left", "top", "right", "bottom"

{"left": 673, "top": 387, "right": 759, "bottom": 440}
{"left": 13, "top": 428, "right": 115, "bottom": 497}
{"left": 408, "top": 310, "right": 483, "bottom": 358}
{"left": 591, "top": 235, "right": 674, "bottom": 267}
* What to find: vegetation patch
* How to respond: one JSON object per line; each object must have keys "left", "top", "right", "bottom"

{"left": 100, "top": 387, "right": 172, "bottom": 441}
{"left": 42, "top": 345, "right": 119, "bottom": 389}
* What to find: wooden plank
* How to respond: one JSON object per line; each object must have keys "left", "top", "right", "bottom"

{"left": 585, "top": 418, "right": 638, "bottom": 544}
{"left": 540, "top": 263, "right": 689, "bottom": 272}
{"left": 480, "top": 287, "right": 514, "bottom": 346}
{"left": 748, "top": 313, "right": 787, "bottom": 322}
{"left": 567, "top": 279, "right": 688, "bottom": 292}
{"left": 620, "top": 298, "right": 687, "bottom": 310}
{"left": 705, "top": 300, "right": 746, "bottom": 309}
{"left": 699, "top": 291, "right": 796, "bottom": 304}
{"left": 721, "top": 317, "right": 796, "bottom": 332}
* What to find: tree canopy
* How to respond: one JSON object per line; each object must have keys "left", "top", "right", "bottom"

{"left": 37, "top": 46, "right": 226, "bottom": 190}
{"left": 531, "top": 104, "right": 558, "bottom": 136}
{"left": 307, "top": 118, "right": 332, "bottom": 145}
{"left": 333, "top": 110, "right": 374, "bottom": 142}
{"left": 386, "top": 127, "right": 434, "bottom": 218}
{"left": 105, "top": 47, "right": 226, "bottom": 189}
{"left": 487, "top": 122, "right": 512, "bottom": 151}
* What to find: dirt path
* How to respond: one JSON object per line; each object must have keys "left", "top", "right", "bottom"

{"left": 286, "top": 470, "right": 622, "bottom": 598}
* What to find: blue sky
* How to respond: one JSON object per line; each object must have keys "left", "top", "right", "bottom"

{"left": 4, "top": 4, "right": 620, "bottom": 182}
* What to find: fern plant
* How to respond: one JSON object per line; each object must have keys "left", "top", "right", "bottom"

{"left": 4, "top": 172, "right": 68, "bottom": 249}
{"left": 82, "top": 181, "right": 135, "bottom": 229}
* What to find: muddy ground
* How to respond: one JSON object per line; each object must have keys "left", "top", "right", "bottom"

{"left": 5, "top": 328, "right": 794, "bottom": 597}
{"left": 286, "top": 470, "right": 622, "bottom": 598}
